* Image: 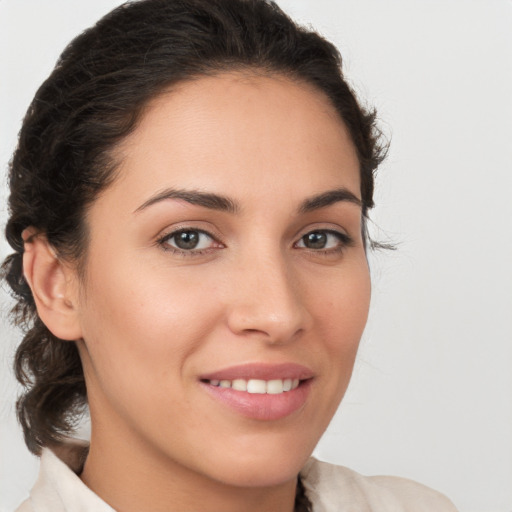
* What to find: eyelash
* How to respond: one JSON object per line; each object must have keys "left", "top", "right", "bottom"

{"left": 156, "top": 228, "right": 353, "bottom": 257}
{"left": 295, "top": 229, "right": 354, "bottom": 255}
{"left": 157, "top": 229, "right": 221, "bottom": 257}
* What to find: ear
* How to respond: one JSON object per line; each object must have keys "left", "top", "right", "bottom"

{"left": 22, "top": 228, "right": 83, "bottom": 341}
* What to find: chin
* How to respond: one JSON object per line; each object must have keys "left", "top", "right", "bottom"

{"left": 212, "top": 456, "right": 308, "bottom": 488}
{"left": 191, "top": 432, "right": 317, "bottom": 489}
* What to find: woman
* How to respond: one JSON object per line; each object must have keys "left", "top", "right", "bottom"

{"left": 2, "top": 0, "right": 458, "bottom": 510}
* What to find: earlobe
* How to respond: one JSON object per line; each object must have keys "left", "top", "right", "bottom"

{"left": 22, "top": 228, "right": 83, "bottom": 341}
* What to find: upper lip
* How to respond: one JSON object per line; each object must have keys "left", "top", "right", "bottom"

{"left": 200, "top": 363, "right": 314, "bottom": 382}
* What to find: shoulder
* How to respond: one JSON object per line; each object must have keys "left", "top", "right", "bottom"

{"left": 14, "top": 499, "right": 33, "bottom": 512}
{"left": 300, "top": 457, "right": 458, "bottom": 512}
{"left": 14, "top": 443, "right": 114, "bottom": 512}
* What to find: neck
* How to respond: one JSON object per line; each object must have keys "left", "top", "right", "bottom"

{"left": 80, "top": 425, "right": 298, "bottom": 512}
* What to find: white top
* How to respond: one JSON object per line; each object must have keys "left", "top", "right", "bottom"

{"left": 15, "top": 444, "right": 458, "bottom": 511}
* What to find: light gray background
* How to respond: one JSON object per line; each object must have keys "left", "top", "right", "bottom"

{"left": 1, "top": 1, "right": 511, "bottom": 511}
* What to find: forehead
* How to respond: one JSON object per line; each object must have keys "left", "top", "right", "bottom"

{"left": 107, "top": 72, "right": 361, "bottom": 209}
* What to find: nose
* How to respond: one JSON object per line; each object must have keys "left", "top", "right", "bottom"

{"left": 225, "top": 250, "right": 311, "bottom": 344}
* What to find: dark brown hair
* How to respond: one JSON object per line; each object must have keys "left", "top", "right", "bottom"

{"left": 2, "top": 0, "right": 386, "bottom": 456}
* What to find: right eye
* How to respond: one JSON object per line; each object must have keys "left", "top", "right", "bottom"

{"left": 158, "top": 229, "right": 219, "bottom": 253}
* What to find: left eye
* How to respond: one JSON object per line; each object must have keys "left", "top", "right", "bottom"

{"left": 296, "top": 230, "right": 346, "bottom": 250}
{"left": 161, "top": 229, "right": 215, "bottom": 251}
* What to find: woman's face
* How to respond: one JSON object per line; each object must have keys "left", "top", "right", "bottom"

{"left": 72, "top": 73, "right": 370, "bottom": 488}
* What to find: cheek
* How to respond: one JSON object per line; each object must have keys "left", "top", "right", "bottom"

{"left": 77, "top": 255, "right": 221, "bottom": 396}
{"left": 314, "top": 260, "right": 371, "bottom": 374}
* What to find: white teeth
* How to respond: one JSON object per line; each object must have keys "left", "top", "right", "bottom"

{"left": 266, "top": 379, "right": 284, "bottom": 394}
{"left": 247, "top": 379, "right": 267, "bottom": 394}
{"left": 207, "top": 378, "right": 301, "bottom": 394}
{"left": 232, "top": 379, "right": 247, "bottom": 391}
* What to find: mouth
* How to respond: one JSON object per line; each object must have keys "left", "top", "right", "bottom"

{"left": 199, "top": 363, "right": 314, "bottom": 420}
{"left": 202, "top": 378, "right": 301, "bottom": 394}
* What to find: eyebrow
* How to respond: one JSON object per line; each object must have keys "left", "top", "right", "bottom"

{"left": 298, "top": 188, "right": 362, "bottom": 213}
{"left": 134, "top": 186, "right": 361, "bottom": 214}
{"left": 134, "top": 188, "right": 240, "bottom": 214}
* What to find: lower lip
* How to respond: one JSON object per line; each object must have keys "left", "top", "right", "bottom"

{"left": 200, "top": 380, "right": 312, "bottom": 421}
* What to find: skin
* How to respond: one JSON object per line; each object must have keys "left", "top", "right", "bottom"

{"left": 27, "top": 73, "right": 371, "bottom": 512}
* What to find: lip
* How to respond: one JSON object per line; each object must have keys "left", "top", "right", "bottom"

{"left": 200, "top": 362, "right": 314, "bottom": 382}
{"left": 199, "top": 363, "right": 314, "bottom": 421}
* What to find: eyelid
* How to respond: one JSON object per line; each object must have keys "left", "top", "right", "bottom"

{"left": 294, "top": 222, "right": 352, "bottom": 241}
{"left": 154, "top": 220, "right": 223, "bottom": 243}
{"left": 154, "top": 222, "right": 355, "bottom": 257}
{"left": 293, "top": 227, "right": 354, "bottom": 252}
{"left": 156, "top": 225, "right": 224, "bottom": 255}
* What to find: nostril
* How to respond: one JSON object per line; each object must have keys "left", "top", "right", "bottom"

{"left": 225, "top": 271, "right": 311, "bottom": 342}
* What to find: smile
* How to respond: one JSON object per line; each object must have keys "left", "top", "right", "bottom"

{"left": 199, "top": 364, "right": 314, "bottom": 421}
{"left": 205, "top": 378, "right": 301, "bottom": 394}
